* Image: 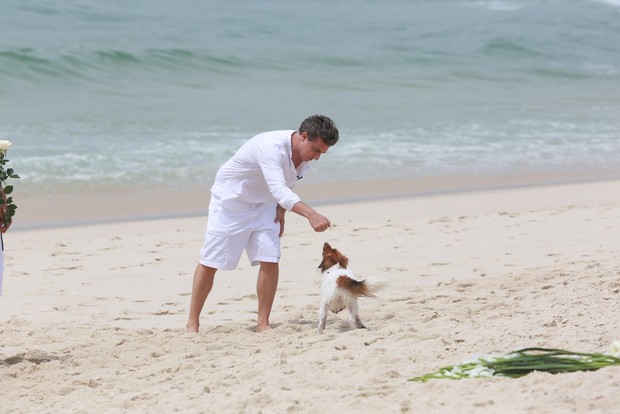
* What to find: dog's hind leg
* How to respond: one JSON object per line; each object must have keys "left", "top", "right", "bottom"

{"left": 348, "top": 301, "right": 366, "bottom": 329}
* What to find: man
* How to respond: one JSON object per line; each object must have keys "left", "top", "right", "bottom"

{"left": 186, "top": 115, "right": 339, "bottom": 333}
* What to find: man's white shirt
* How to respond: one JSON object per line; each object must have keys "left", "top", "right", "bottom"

{"left": 211, "top": 130, "right": 310, "bottom": 211}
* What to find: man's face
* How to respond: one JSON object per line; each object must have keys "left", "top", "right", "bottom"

{"left": 300, "top": 132, "right": 330, "bottom": 162}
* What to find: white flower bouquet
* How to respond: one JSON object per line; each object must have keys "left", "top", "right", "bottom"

{"left": 0, "top": 140, "right": 20, "bottom": 227}
{"left": 410, "top": 341, "right": 620, "bottom": 382}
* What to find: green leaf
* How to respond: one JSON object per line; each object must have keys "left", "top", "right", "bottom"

{"left": 4, "top": 185, "right": 13, "bottom": 194}
{"left": 10, "top": 174, "right": 20, "bottom": 179}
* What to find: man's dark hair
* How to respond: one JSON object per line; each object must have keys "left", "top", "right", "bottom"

{"left": 299, "top": 115, "right": 339, "bottom": 146}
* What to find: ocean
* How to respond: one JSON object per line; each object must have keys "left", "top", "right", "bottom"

{"left": 2, "top": 0, "right": 620, "bottom": 199}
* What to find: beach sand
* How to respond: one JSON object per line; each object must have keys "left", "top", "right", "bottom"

{"left": 1, "top": 178, "right": 620, "bottom": 413}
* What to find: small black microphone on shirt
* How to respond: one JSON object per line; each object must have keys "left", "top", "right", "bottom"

{"left": 297, "top": 176, "right": 303, "bottom": 180}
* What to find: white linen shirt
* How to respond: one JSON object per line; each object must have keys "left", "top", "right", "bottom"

{"left": 210, "top": 130, "right": 310, "bottom": 211}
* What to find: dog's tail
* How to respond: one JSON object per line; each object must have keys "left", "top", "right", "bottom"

{"left": 336, "top": 275, "right": 385, "bottom": 298}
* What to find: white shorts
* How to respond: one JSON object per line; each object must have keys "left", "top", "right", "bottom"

{"left": 199, "top": 195, "right": 281, "bottom": 270}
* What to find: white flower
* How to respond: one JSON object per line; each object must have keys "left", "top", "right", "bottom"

{"left": 608, "top": 340, "right": 620, "bottom": 358}
{"left": 0, "top": 140, "right": 11, "bottom": 153}
{"left": 467, "top": 365, "right": 495, "bottom": 378}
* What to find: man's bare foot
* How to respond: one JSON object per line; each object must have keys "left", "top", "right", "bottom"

{"left": 186, "top": 322, "right": 199, "bottom": 333}
{"left": 256, "top": 323, "right": 271, "bottom": 332}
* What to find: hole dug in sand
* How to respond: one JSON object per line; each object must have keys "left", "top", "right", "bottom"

{"left": 1, "top": 350, "right": 70, "bottom": 366}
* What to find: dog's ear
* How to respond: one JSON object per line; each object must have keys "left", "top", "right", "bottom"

{"left": 323, "top": 242, "right": 332, "bottom": 253}
{"left": 338, "top": 254, "right": 349, "bottom": 269}
{"left": 318, "top": 254, "right": 336, "bottom": 271}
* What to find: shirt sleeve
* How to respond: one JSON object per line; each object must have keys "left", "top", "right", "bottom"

{"left": 258, "top": 141, "right": 301, "bottom": 211}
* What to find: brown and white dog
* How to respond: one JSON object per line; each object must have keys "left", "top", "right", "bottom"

{"left": 317, "top": 242, "right": 382, "bottom": 334}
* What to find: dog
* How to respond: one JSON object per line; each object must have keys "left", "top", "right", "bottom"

{"left": 316, "top": 242, "right": 382, "bottom": 334}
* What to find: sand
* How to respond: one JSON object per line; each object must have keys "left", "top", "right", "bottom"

{"left": 1, "top": 178, "right": 620, "bottom": 413}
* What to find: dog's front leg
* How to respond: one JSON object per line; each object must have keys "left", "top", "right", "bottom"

{"left": 317, "top": 302, "right": 329, "bottom": 334}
